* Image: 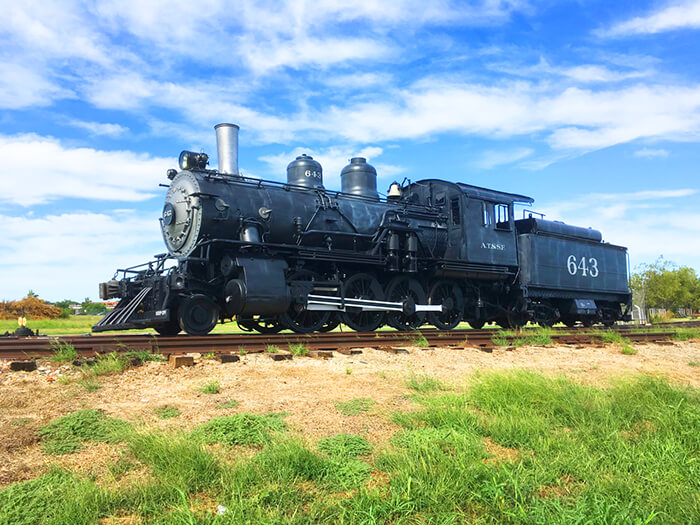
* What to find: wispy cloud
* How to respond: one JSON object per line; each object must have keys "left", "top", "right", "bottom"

{"left": 473, "top": 147, "right": 533, "bottom": 169}
{"left": 0, "top": 134, "right": 172, "bottom": 206}
{"left": 66, "top": 119, "right": 128, "bottom": 136}
{"left": 634, "top": 147, "right": 670, "bottom": 158}
{"left": 600, "top": 0, "right": 700, "bottom": 37}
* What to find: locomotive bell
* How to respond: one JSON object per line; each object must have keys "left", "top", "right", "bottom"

{"left": 287, "top": 154, "right": 323, "bottom": 189}
{"left": 341, "top": 157, "right": 379, "bottom": 201}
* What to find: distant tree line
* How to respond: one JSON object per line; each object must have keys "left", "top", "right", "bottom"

{"left": 630, "top": 257, "right": 700, "bottom": 315}
{"left": 0, "top": 292, "right": 107, "bottom": 320}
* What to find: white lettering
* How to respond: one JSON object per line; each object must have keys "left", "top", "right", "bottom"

{"left": 567, "top": 255, "right": 599, "bottom": 278}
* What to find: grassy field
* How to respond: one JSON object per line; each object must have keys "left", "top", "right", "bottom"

{"left": 2, "top": 315, "right": 697, "bottom": 337}
{"left": 0, "top": 370, "right": 698, "bottom": 524}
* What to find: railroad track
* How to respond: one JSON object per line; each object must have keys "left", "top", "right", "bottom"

{"left": 0, "top": 326, "right": 684, "bottom": 360}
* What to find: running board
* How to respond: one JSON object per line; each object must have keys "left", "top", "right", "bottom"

{"left": 305, "top": 294, "right": 443, "bottom": 313}
{"left": 93, "top": 287, "right": 153, "bottom": 330}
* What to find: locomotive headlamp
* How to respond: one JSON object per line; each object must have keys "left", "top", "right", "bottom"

{"left": 178, "top": 151, "right": 209, "bottom": 171}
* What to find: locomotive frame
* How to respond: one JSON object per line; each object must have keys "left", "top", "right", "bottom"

{"left": 95, "top": 123, "right": 632, "bottom": 336}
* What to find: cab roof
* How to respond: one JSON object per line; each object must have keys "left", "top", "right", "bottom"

{"left": 412, "top": 179, "right": 534, "bottom": 205}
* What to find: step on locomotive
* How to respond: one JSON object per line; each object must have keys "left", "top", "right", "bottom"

{"left": 95, "top": 123, "right": 632, "bottom": 335}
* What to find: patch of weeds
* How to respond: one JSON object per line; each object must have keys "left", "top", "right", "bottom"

{"left": 673, "top": 328, "right": 700, "bottom": 341}
{"left": 378, "top": 371, "right": 387, "bottom": 379}
{"left": 266, "top": 345, "right": 281, "bottom": 354}
{"left": 318, "top": 433, "right": 372, "bottom": 458}
{"left": 107, "top": 454, "right": 138, "bottom": 479}
{"left": 127, "top": 432, "right": 220, "bottom": 492}
{"left": 491, "top": 330, "right": 509, "bottom": 346}
{"left": 289, "top": 343, "right": 309, "bottom": 356}
{"left": 412, "top": 331, "right": 429, "bottom": 348}
{"left": 11, "top": 418, "right": 30, "bottom": 427}
{"left": 155, "top": 405, "right": 180, "bottom": 419}
{"left": 335, "top": 397, "right": 374, "bottom": 415}
{"left": 124, "top": 350, "right": 166, "bottom": 363}
{"left": 192, "top": 413, "right": 287, "bottom": 446}
{"left": 88, "top": 352, "right": 129, "bottom": 376}
{"left": 50, "top": 339, "right": 77, "bottom": 363}
{"left": 202, "top": 352, "right": 215, "bottom": 359}
{"left": 689, "top": 360, "right": 699, "bottom": 367}
{"left": 345, "top": 367, "right": 353, "bottom": 375}
{"left": 238, "top": 346, "right": 247, "bottom": 355}
{"left": 216, "top": 399, "right": 240, "bottom": 409}
{"left": 621, "top": 342, "right": 637, "bottom": 355}
{"left": 38, "top": 409, "right": 129, "bottom": 455}
{"left": 598, "top": 330, "right": 625, "bottom": 344}
{"left": 0, "top": 468, "right": 103, "bottom": 525}
{"left": 406, "top": 373, "right": 448, "bottom": 392}
{"left": 78, "top": 377, "right": 101, "bottom": 392}
{"left": 199, "top": 380, "right": 220, "bottom": 395}
{"left": 514, "top": 327, "right": 553, "bottom": 346}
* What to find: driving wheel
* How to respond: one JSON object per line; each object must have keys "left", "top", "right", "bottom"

{"left": 385, "top": 277, "right": 427, "bottom": 331}
{"left": 279, "top": 270, "right": 330, "bottom": 333}
{"left": 427, "top": 280, "right": 464, "bottom": 330}
{"left": 340, "top": 273, "right": 385, "bottom": 332}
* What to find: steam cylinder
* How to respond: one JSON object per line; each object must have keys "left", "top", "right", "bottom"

{"left": 341, "top": 157, "right": 379, "bottom": 200}
{"left": 287, "top": 154, "right": 323, "bottom": 188}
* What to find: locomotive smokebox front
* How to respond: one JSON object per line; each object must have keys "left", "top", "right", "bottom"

{"left": 161, "top": 171, "right": 204, "bottom": 256}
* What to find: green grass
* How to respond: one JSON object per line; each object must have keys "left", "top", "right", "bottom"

{"left": 335, "top": 397, "right": 374, "bottom": 415}
{"left": 412, "top": 331, "right": 429, "bottom": 348}
{"left": 199, "top": 380, "right": 221, "bottom": 395}
{"left": 688, "top": 360, "right": 699, "bottom": 367}
{"left": 50, "top": 340, "right": 77, "bottom": 363}
{"left": 192, "top": 413, "right": 287, "bottom": 446}
{"left": 78, "top": 377, "right": 101, "bottom": 392}
{"left": 492, "top": 327, "right": 554, "bottom": 347}
{"left": 672, "top": 327, "right": 700, "bottom": 341}
{"left": 620, "top": 342, "right": 638, "bottom": 355}
{"left": 288, "top": 343, "right": 309, "bottom": 356}
{"left": 216, "top": 399, "right": 240, "bottom": 409}
{"left": 317, "top": 433, "right": 372, "bottom": 458}
{"left": 4, "top": 372, "right": 698, "bottom": 524}
{"left": 406, "top": 372, "right": 448, "bottom": 392}
{"left": 155, "top": 405, "right": 181, "bottom": 419}
{"left": 38, "top": 409, "right": 129, "bottom": 455}
{"left": 266, "top": 345, "right": 280, "bottom": 354}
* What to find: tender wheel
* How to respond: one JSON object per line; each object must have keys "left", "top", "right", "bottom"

{"left": 237, "top": 316, "right": 283, "bottom": 334}
{"left": 427, "top": 280, "right": 464, "bottom": 330}
{"left": 340, "top": 273, "right": 385, "bottom": 332}
{"left": 562, "top": 318, "right": 577, "bottom": 328}
{"left": 582, "top": 318, "right": 595, "bottom": 328}
{"left": 385, "top": 277, "right": 427, "bottom": 331}
{"left": 280, "top": 270, "right": 330, "bottom": 333}
{"left": 467, "top": 319, "right": 485, "bottom": 329}
{"left": 154, "top": 319, "right": 181, "bottom": 336}
{"left": 178, "top": 295, "right": 219, "bottom": 336}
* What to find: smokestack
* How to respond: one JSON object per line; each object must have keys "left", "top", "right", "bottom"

{"left": 215, "top": 123, "right": 239, "bottom": 175}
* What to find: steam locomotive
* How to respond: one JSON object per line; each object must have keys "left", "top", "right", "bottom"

{"left": 94, "top": 123, "right": 631, "bottom": 336}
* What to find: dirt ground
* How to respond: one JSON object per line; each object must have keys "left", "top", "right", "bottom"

{"left": 1, "top": 340, "right": 698, "bottom": 488}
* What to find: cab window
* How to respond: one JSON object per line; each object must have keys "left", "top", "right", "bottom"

{"left": 495, "top": 203, "right": 511, "bottom": 230}
{"left": 482, "top": 202, "right": 493, "bottom": 227}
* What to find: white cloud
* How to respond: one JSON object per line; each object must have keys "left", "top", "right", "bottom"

{"left": 537, "top": 189, "right": 700, "bottom": 268}
{"left": 634, "top": 148, "right": 669, "bottom": 158}
{"left": 0, "top": 63, "right": 73, "bottom": 109}
{"left": 473, "top": 147, "right": 533, "bottom": 169}
{"left": 0, "top": 134, "right": 173, "bottom": 206}
{"left": 0, "top": 211, "right": 163, "bottom": 302}
{"left": 67, "top": 119, "right": 128, "bottom": 136}
{"left": 490, "top": 57, "right": 652, "bottom": 84}
{"left": 601, "top": 0, "right": 700, "bottom": 37}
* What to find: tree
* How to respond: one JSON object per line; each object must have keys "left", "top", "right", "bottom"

{"left": 631, "top": 257, "right": 700, "bottom": 313}
{"left": 26, "top": 290, "right": 38, "bottom": 298}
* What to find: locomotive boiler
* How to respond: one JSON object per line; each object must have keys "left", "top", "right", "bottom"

{"left": 94, "top": 123, "right": 632, "bottom": 335}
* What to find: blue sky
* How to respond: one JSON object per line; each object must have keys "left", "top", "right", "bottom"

{"left": 1, "top": 0, "right": 699, "bottom": 302}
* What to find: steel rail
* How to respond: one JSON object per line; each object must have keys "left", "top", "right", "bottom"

{"left": 0, "top": 327, "right": 682, "bottom": 360}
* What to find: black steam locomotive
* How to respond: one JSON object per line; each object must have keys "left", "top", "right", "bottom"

{"left": 95, "top": 123, "right": 631, "bottom": 336}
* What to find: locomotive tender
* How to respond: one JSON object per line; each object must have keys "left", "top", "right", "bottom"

{"left": 95, "top": 123, "right": 632, "bottom": 336}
